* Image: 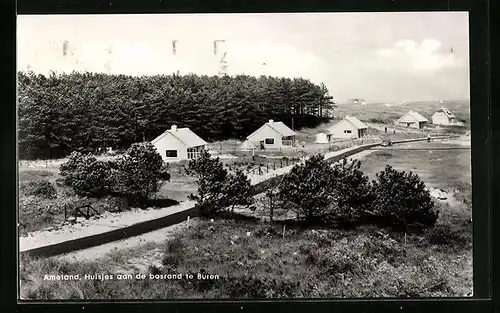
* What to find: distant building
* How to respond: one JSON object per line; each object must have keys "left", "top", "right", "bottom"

{"left": 151, "top": 125, "right": 208, "bottom": 162}
{"left": 395, "top": 111, "right": 428, "bottom": 129}
{"left": 242, "top": 119, "right": 296, "bottom": 150}
{"left": 315, "top": 132, "right": 329, "bottom": 144}
{"left": 349, "top": 98, "right": 366, "bottom": 105}
{"left": 328, "top": 115, "right": 368, "bottom": 139}
{"left": 431, "top": 108, "right": 464, "bottom": 126}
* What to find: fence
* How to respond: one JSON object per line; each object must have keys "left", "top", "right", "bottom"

{"left": 64, "top": 204, "right": 101, "bottom": 221}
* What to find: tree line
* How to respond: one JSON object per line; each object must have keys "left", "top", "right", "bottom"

{"left": 18, "top": 71, "right": 336, "bottom": 159}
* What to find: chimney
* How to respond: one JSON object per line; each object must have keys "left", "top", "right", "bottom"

{"left": 171, "top": 125, "right": 177, "bottom": 132}
{"left": 269, "top": 119, "right": 274, "bottom": 124}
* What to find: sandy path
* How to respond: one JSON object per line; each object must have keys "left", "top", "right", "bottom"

{"left": 19, "top": 201, "right": 196, "bottom": 251}
{"left": 56, "top": 218, "right": 201, "bottom": 263}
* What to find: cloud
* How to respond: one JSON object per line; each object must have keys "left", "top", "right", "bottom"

{"left": 375, "top": 39, "right": 463, "bottom": 71}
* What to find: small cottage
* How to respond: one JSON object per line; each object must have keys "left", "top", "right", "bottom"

{"left": 151, "top": 125, "right": 208, "bottom": 162}
{"left": 328, "top": 115, "right": 368, "bottom": 139}
{"left": 244, "top": 119, "right": 296, "bottom": 150}
{"left": 315, "top": 132, "right": 329, "bottom": 144}
{"left": 395, "top": 111, "right": 428, "bottom": 129}
{"left": 431, "top": 108, "right": 463, "bottom": 126}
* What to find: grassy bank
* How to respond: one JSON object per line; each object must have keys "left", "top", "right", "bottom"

{"left": 20, "top": 214, "right": 472, "bottom": 299}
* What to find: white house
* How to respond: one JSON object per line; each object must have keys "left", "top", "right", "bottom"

{"left": 243, "top": 119, "right": 296, "bottom": 150}
{"left": 151, "top": 125, "right": 208, "bottom": 162}
{"left": 431, "top": 108, "right": 464, "bottom": 126}
{"left": 395, "top": 111, "right": 428, "bottom": 129}
{"left": 327, "top": 115, "right": 368, "bottom": 140}
{"left": 315, "top": 132, "right": 329, "bottom": 144}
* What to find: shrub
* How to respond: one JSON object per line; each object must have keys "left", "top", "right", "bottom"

{"left": 161, "top": 238, "right": 185, "bottom": 267}
{"left": 111, "top": 143, "right": 171, "bottom": 204}
{"left": 186, "top": 150, "right": 252, "bottom": 217}
{"left": 19, "top": 180, "right": 57, "bottom": 199}
{"left": 61, "top": 143, "right": 170, "bottom": 204}
{"left": 277, "top": 154, "right": 337, "bottom": 224}
{"left": 327, "top": 158, "right": 375, "bottom": 223}
{"left": 424, "top": 224, "right": 469, "bottom": 249}
{"left": 223, "top": 169, "right": 254, "bottom": 214}
{"left": 185, "top": 150, "right": 229, "bottom": 216}
{"left": 371, "top": 165, "right": 438, "bottom": 230}
{"left": 258, "top": 184, "right": 285, "bottom": 221}
{"left": 59, "top": 152, "right": 112, "bottom": 197}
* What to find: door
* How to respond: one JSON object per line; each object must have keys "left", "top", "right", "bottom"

{"left": 260, "top": 141, "right": 265, "bottom": 150}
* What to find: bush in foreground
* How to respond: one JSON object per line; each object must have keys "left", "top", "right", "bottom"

{"left": 111, "top": 143, "right": 171, "bottom": 205}
{"left": 19, "top": 180, "right": 57, "bottom": 199}
{"left": 59, "top": 151, "right": 112, "bottom": 197}
{"left": 60, "top": 143, "right": 170, "bottom": 205}
{"left": 277, "top": 154, "right": 337, "bottom": 223}
{"left": 371, "top": 165, "right": 438, "bottom": 230}
{"left": 328, "top": 158, "right": 375, "bottom": 223}
{"left": 186, "top": 150, "right": 252, "bottom": 217}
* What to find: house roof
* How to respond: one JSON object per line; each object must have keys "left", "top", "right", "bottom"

{"left": 151, "top": 127, "right": 207, "bottom": 148}
{"left": 397, "top": 111, "right": 428, "bottom": 123}
{"left": 435, "top": 108, "right": 456, "bottom": 118}
{"left": 247, "top": 120, "right": 296, "bottom": 139}
{"left": 344, "top": 116, "right": 368, "bottom": 129}
{"left": 329, "top": 116, "right": 368, "bottom": 132}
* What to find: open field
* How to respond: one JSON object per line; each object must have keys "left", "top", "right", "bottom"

{"left": 19, "top": 139, "right": 472, "bottom": 299}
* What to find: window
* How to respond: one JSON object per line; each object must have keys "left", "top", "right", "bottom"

{"left": 265, "top": 138, "right": 274, "bottom": 145}
{"left": 165, "top": 150, "right": 177, "bottom": 158}
{"left": 344, "top": 130, "right": 352, "bottom": 134}
{"left": 187, "top": 147, "right": 202, "bottom": 160}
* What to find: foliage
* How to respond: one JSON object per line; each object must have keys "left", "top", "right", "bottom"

{"left": 371, "top": 165, "right": 438, "bottom": 230}
{"left": 424, "top": 224, "right": 469, "bottom": 249}
{"left": 328, "top": 158, "right": 375, "bottom": 223}
{"left": 223, "top": 169, "right": 253, "bottom": 214}
{"left": 186, "top": 150, "right": 252, "bottom": 216}
{"left": 59, "top": 143, "right": 170, "bottom": 203}
{"left": 185, "top": 151, "right": 230, "bottom": 216}
{"left": 19, "top": 180, "right": 57, "bottom": 199}
{"left": 59, "top": 152, "right": 112, "bottom": 197}
{"left": 18, "top": 71, "right": 335, "bottom": 159}
{"left": 277, "top": 154, "right": 337, "bottom": 223}
{"left": 111, "top": 143, "right": 170, "bottom": 204}
{"left": 258, "top": 184, "right": 284, "bottom": 222}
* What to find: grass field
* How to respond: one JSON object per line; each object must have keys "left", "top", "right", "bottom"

{"left": 20, "top": 140, "right": 473, "bottom": 299}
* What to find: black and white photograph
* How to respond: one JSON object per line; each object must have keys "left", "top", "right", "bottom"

{"left": 18, "top": 12, "right": 473, "bottom": 299}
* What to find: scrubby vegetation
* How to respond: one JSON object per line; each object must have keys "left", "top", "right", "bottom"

{"left": 185, "top": 150, "right": 253, "bottom": 216}
{"left": 269, "top": 155, "right": 438, "bottom": 231}
{"left": 20, "top": 217, "right": 472, "bottom": 299}
{"left": 59, "top": 143, "right": 170, "bottom": 205}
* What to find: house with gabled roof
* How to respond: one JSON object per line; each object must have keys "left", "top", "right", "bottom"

{"left": 151, "top": 125, "right": 208, "bottom": 161}
{"left": 395, "top": 110, "right": 428, "bottom": 129}
{"left": 431, "top": 108, "right": 463, "bottom": 126}
{"left": 327, "top": 115, "right": 368, "bottom": 140}
{"left": 242, "top": 119, "right": 296, "bottom": 150}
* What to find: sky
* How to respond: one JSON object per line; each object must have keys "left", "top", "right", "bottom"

{"left": 17, "top": 13, "right": 470, "bottom": 103}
